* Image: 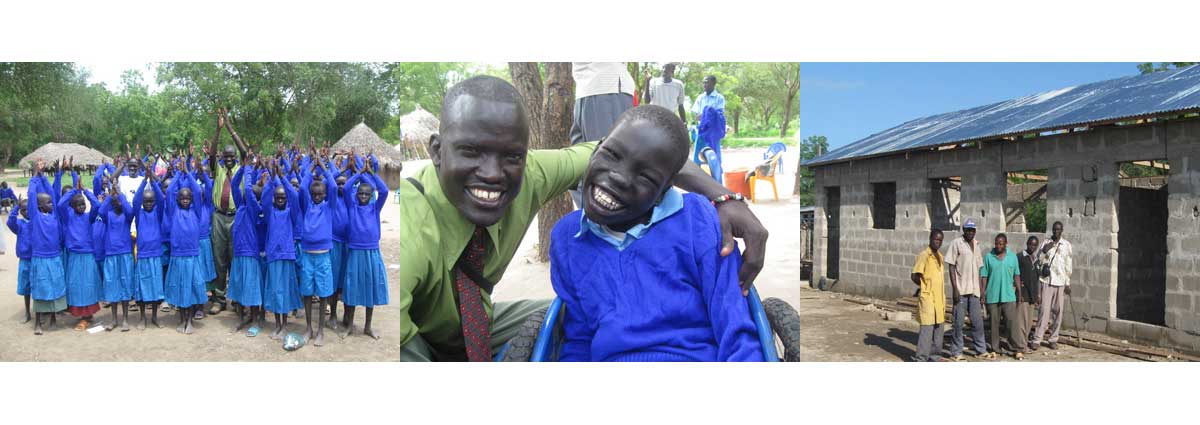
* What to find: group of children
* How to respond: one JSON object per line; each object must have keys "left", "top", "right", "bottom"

{"left": 8, "top": 146, "right": 389, "bottom": 347}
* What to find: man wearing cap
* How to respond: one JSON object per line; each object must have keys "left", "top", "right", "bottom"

{"left": 944, "top": 218, "right": 986, "bottom": 360}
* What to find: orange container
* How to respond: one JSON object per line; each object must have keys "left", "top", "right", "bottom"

{"left": 724, "top": 168, "right": 751, "bottom": 198}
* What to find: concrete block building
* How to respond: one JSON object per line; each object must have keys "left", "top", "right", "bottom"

{"left": 803, "top": 66, "right": 1200, "bottom": 353}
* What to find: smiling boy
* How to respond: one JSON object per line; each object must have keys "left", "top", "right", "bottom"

{"left": 549, "top": 105, "right": 764, "bottom": 361}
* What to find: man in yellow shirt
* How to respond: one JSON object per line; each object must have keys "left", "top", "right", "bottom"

{"left": 910, "top": 229, "right": 947, "bottom": 362}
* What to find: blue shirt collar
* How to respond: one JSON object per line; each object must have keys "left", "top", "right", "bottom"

{"left": 576, "top": 188, "right": 684, "bottom": 251}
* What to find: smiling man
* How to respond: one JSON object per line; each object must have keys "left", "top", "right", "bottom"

{"left": 398, "top": 76, "right": 769, "bottom": 361}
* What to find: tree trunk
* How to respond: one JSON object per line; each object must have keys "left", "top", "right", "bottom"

{"left": 780, "top": 92, "right": 796, "bottom": 138}
{"left": 509, "top": 62, "right": 575, "bottom": 262}
{"left": 793, "top": 156, "right": 803, "bottom": 196}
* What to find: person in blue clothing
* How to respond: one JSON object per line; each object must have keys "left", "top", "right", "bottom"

{"left": 325, "top": 158, "right": 351, "bottom": 331}
{"left": 0, "top": 181, "right": 16, "bottom": 213}
{"left": 259, "top": 161, "right": 304, "bottom": 340}
{"left": 25, "top": 160, "right": 69, "bottom": 335}
{"left": 193, "top": 155, "right": 218, "bottom": 320}
{"left": 97, "top": 174, "right": 136, "bottom": 332}
{"left": 162, "top": 160, "right": 208, "bottom": 334}
{"left": 60, "top": 170, "right": 103, "bottom": 331}
{"left": 549, "top": 105, "right": 764, "bottom": 361}
{"left": 338, "top": 156, "right": 388, "bottom": 340}
{"left": 133, "top": 165, "right": 167, "bottom": 329}
{"left": 296, "top": 150, "right": 339, "bottom": 346}
{"left": 228, "top": 159, "right": 267, "bottom": 335}
{"left": 6, "top": 194, "right": 32, "bottom": 323}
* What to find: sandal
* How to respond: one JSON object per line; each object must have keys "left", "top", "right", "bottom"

{"left": 74, "top": 320, "right": 89, "bottom": 331}
{"left": 246, "top": 326, "right": 260, "bottom": 338}
{"left": 1014, "top": 352, "right": 1025, "bottom": 360}
{"left": 951, "top": 354, "right": 966, "bottom": 362}
{"left": 161, "top": 304, "right": 173, "bottom": 313}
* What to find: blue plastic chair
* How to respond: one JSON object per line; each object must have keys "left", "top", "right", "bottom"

{"left": 523, "top": 286, "right": 781, "bottom": 362}
{"left": 764, "top": 142, "right": 787, "bottom": 174}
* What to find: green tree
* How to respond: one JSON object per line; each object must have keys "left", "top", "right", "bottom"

{"left": 0, "top": 62, "right": 76, "bottom": 167}
{"left": 795, "top": 135, "right": 829, "bottom": 203}
{"left": 1137, "top": 62, "right": 1197, "bottom": 74}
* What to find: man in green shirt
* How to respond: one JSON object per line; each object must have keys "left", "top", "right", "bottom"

{"left": 980, "top": 233, "right": 1023, "bottom": 359}
{"left": 398, "top": 76, "right": 769, "bottom": 361}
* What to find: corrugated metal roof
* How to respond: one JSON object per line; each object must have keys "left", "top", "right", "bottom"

{"left": 804, "top": 65, "right": 1200, "bottom": 166}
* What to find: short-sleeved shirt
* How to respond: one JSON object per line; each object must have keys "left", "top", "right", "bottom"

{"left": 648, "top": 77, "right": 686, "bottom": 109}
{"left": 911, "top": 246, "right": 945, "bottom": 326}
{"left": 691, "top": 90, "right": 726, "bottom": 116}
{"left": 399, "top": 141, "right": 598, "bottom": 359}
{"left": 980, "top": 248, "right": 1019, "bottom": 304}
{"left": 944, "top": 237, "right": 982, "bottom": 296}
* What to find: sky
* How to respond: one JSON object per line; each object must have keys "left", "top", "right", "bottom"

{"left": 76, "top": 61, "right": 160, "bottom": 93}
{"left": 800, "top": 62, "right": 1143, "bottom": 150}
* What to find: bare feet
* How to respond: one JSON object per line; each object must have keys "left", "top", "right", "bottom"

{"left": 138, "top": 319, "right": 147, "bottom": 331}
{"left": 364, "top": 327, "right": 380, "bottom": 340}
{"left": 176, "top": 321, "right": 187, "bottom": 334}
{"left": 151, "top": 317, "right": 162, "bottom": 328}
{"left": 34, "top": 325, "right": 43, "bottom": 335}
{"left": 307, "top": 327, "right": 316, "bottom": 341}
{"left": 22, "top": 315, "right": 32, "bottom": 324}
{"left": 269, "top": 326, "right": 283, "bottom": 340}
{"left": 120, "top": 320, "right": 130, "bottom": 332}
{"left": 183, "top": 321, "right": 195, "bottom": 335}
{"left": 104, "top": 322, "right": 116, "bottom": 331}
{"left": 337, "top": 324, "right": 352, "bottom": 339}
{"left": 314, "top": 330, "right": 325, "bottom": 347}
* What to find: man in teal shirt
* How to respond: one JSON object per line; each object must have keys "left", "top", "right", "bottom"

{"left": 398, "top": 76, "right": 770, "bottom": 361}
{"left": 980, "top": 233, "right": 1023, "bottom": 359}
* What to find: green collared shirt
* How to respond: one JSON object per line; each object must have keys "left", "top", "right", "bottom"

{"left": 211, "top": 163, "right": 240, "bottom": 213}
{"left": 398, "top": 141, "right": 597, "bottom": 359}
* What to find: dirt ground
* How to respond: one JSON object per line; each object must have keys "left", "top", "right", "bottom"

{"left": 403, "top": 147, "right": 802, "bottom": 309}
{"left": 798, "top": 286, "right": 1135, "bottom": 362}
{"left": 0, "top": 171, "right": 402, "bottom": 361}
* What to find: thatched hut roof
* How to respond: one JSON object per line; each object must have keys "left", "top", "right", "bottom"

{"left": 332, "top": 122, "right": 403, "bottom": 167}
{"left": 20, "top": 143, "right": 112, "bottom": 168}
{"left": 400, "top": 105, "right": 439, "bottom": 148}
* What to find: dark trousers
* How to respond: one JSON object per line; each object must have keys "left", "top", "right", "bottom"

{"left": 209, "top": 212, "right": 234, "bottom": 307}
{"left": 986, "top": 302, "right": 1025, "bottom": 353}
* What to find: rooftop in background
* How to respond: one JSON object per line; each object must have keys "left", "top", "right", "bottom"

{"left": 805, "top": 65, "right": 1200, "bottom": 166}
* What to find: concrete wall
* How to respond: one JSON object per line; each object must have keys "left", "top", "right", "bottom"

{"left": 812, "top": 118, "right": 1200, "bottom": 352}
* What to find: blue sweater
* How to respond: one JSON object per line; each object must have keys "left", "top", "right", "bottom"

{"left": 260, "top": 176, "right": 300, "bottom": 262}
{"left": 163, "top": 173, "right": 202, "bottom": 257}
{"left": 549, "top": 193, "right": 763, "bottom": 362}
{"left": 97, "top": 194, "right": 135, "bottom": 256}
{"left": 59, "top": 188, "right": 99, "bottom": 254}
{"left": 133, "top": 177, "right": 166, "bottom": 259}
{"left": 26, "top": 175, "right": 63, "bottom": 258}
{"left": 342, "top": 172, "right": 386, "bottom": 250}
{"left": 230, "top": 166, "right": 261, "bottom": 257}
{"left": 7, "top": 206, "right": 31, "bottom": 259}
{"left": 299, "top": 167, "right": 336, "bottom": 251}
{"left": 195, "top": 171, "right": 214, "bottom": 239}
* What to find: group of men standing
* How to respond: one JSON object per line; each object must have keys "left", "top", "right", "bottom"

{"left": 910, "top": 220, "right": 1074, "bottom": 361}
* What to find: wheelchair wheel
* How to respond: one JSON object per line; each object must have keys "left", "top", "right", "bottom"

{"left": 763, "top": 298, "right": 802, "bottom": 362}
{"left": 500, "top": 306, "right": 549, "bottom": 362}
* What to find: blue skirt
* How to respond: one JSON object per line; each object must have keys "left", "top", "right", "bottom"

{"left": 135, "top": 256, "right": 165, "bottom": 302}
{"left": 265, "top": 260, "right": 302, "bottom": 314}
{"left": 331, "top": 241, "right": 346, "bottom": 292}
{"left": 29, "top": 256, "right": 66, "bottom": 301}
{"left": 102, "top": 253, "right": 135, "bottom": 303}
{"left": 66, "top": 252, "right": 102, "bottom": 308}
{"left": 17, "top": 259, "right": 31, "bottom": 296}
{"left": 198, "top": 237, "right": 218, "bottom": 282}
{"left": 300, "top": 251, "right": 334, "bottom": 298}
{"left": 228, "top": 255, "right": 264, "bottom": 307}
{"left": 165, "top": 255, "right": 208, "bottom": 307}
{"left": 342, "top": 249, "right": 388, "bottom": 307}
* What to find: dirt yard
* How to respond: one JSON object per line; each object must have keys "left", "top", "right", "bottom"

{"left": 0, "top": 171, "right": 401, "bottom": 361}
{"left": 798, "top": 286, "right": 1136, "bottom": 362}
{"left": 409, "top": 147, "right": 804, "bottom": 312}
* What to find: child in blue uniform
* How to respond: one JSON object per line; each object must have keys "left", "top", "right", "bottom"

{"left": 194, "top": 166, "right": 218, "bottom": 318}
{"left": 298, "top": 155, "right": 338, "bottom": 346}
{"left": 133, "top": 170, "right": 167, "bottom": 329}
{"left": 260, "top": 164, "right": 303, "bottom": 340}
{"left": 326, "top": 157, "right": 351, "bottom": 330}
{"left": 7, "top": 195, "right": 33, "bottom": 323}
{"left": 60, "top": 173, "right": 103, "bottom": 331}
{"left": 231, "top": 162, "right": 269, "bottom": 335}
{"left": 98, "top": 180, "right": 136, "bottom": 332}
{"left": 338, "top": 157, "right": 388, "bottom": 340}
{"left": 549, "top": 105, "right": 763, "bottom": 361}
{"left": 26, "top": 161, "right": 68, "bottom": 335}
{"left": 163, "top": 165, "right": 207, "bottom": 334}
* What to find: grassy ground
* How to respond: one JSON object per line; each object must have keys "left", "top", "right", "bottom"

{"left": 723, "top": 136, "right": 798, "bottom": 149}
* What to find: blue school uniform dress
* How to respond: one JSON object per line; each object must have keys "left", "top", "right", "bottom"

{"left": 99, "top": 196, "right": 136, "bottom": 303}
{"left": 7, "top": 207, "right": 32, "bottom": 296}
{"left": 25, "top": 176, "right": 67, "bottom": 306}
{"left": 227, "top": 167, "right": 264, "bottom": 307}
{"left": 261, "top": 177, "right": 303, "bottom": 314}
{"left": 133, "top": 178, "right": 167, "bottom": 303}
{"left": 330, "top": 190, "right": 348, "bottom": 293}
{"left": 341, "top": 172, "right": 389, "bottom": 307}
{"left": 549, "top": 190, "right": 764, "bottom": 362}
{"left": 195, "top": 172, "right": 218, "bottom": 284}
{"left": 61, "top": 189, "right": 102, "bottom": 310}
{"left": 298, "top": 170, "right": 336, "bottom": 298}
{"left": 163, "top": 175, "right": 208, "bottom": 308}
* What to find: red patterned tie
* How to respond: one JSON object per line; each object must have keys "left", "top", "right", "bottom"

{"left": 455, "top": 227, "right": 492, "bottom": 362}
